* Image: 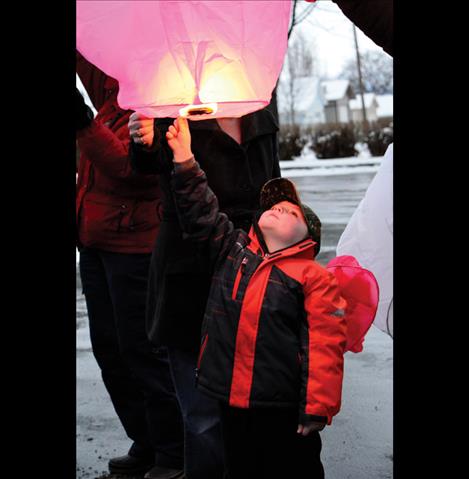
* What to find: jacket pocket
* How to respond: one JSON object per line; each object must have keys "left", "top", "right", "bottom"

{"left": 82, "top": 196, "right": 130, "bottom": 237}
{"left": 128, "top": 199, "right": 161, "bottom": 233}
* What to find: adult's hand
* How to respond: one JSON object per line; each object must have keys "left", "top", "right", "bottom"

{"left": 128, "top": 112, "right": 154, "bottom": 147}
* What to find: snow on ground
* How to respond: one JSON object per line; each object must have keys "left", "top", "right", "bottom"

{"left": 280, "top": 151, "right": 382, "bottom": 178}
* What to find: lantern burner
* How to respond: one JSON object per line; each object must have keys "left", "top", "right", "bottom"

{"left": 179, "top": 103, "right": 218, "bottom": 118}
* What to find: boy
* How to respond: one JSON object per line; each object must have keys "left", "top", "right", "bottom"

{"left": 167, "top": 117, "right": 347, "bottom": 478}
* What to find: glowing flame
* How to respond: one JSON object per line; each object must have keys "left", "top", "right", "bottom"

{"left": 179, "top": 103, "right": 218, "bottom": 118}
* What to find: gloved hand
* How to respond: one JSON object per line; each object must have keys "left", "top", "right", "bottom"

{"left": 76, "top": 88, "right": 94, "bottom": 130}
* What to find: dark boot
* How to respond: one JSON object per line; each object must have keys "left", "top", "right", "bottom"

{"left": 143, "top": 465, "right": 185, "bottom": 479}
{"left": 108, "top": 454, "right": 155, "bottom": 475}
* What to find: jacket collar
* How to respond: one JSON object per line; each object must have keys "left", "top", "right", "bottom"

{"left": 247, "top": 216, "right": 317, "bottom": 261}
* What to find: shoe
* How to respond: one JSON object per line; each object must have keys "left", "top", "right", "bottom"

{"left": 143, "top": 465, "right": 185, "bottom": 479}
{"left": 108, "top": 454, "right": 155, "bottom": 475}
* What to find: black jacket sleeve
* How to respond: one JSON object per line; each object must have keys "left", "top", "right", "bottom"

{"left": 272, "top": 131, "right": 281, "bottom": 178}
{"left": 333, "top": 0, "right": 393, "bottom": 57}
{"left": 170, "top": 158, "right": 236, "bottom": 269}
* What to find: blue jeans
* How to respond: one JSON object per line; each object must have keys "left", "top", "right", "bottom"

{"left": 166, "top": 347, "right": 224, "bottom": 479}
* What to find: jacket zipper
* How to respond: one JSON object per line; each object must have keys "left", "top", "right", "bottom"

{"left": 232, "top": 257, "right": 248, "bottom": 300}
{"left": 195, "top": 334, "right": 209, "bottom": 379}
{"left": 231, "top": 240, "right": 314, "bottom": 301}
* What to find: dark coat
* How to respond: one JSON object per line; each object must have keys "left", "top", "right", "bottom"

{"left": 76, "top": 52, "right": 162, "bottom": 253}
{"left": 131, "top": 110, "right": 280, "bottom": 350}
{"left": 333, "top": 0, "right": 393, "bottom": 56}
{"left": 170, "top": 159, "right": 347, "bottom": 425}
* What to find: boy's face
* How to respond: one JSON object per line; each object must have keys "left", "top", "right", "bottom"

{"left": 258, "top": 201, "right": 309, "bottom": 246}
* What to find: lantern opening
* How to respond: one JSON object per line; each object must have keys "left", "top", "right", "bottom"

{"left": 179, "top": 103, "right": 218, "bottom": 118}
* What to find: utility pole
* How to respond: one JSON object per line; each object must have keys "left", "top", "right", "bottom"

{"left": 352, "top": 24, "right": 368, "bottom": 132}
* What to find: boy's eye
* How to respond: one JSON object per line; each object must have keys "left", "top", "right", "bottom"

{"left": 290, "top": 211, "right": 298, "bottom": 217}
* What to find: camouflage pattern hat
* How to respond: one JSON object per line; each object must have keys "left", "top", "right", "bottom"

{"left": 259, "top": 177, "right": 321, "bottom": 256}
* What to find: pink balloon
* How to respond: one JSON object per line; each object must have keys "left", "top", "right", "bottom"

{"left": 76, "top": 1, "right": 292, "bottom": 119}
{"left": 326, "top": 255, "right": 379, "bottom": 353}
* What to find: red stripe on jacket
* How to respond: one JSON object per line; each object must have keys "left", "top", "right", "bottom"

{"left": 229, "top": 264, "right": 273, "bottom": 408}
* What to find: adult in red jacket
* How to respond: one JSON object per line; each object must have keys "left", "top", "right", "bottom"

{"left": 76, "top": 52, "right": 184, "bottom": 479}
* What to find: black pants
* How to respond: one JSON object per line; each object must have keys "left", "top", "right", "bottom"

{"left": 79, "top": 248, "right": 184, "bottom": 468}
{"left": 219, "top": 403, "right": 324, "bottom": 479}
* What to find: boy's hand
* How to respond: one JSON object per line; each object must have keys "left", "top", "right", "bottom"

{"left": 297, "top": 421, "right": 325, "bottom": 436}
{"left": 166, "top": 117, "right": 193, "bottom": 163}
{"left": 129, "top": 112, "right": 154, "bottom": 147}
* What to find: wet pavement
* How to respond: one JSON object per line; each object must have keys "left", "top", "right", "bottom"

{"left": 77, "top": 170, "right": 393, "bottom": 478}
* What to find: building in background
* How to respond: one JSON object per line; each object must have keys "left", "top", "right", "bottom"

{"left": 349, "top": 93, "right": 393, "bottom": 123}
{"left": 322, "top": 79, "right": 355, "bottom": 123}
{"left": 278, "top": 75, "right": 326, "bottom": 126}
{"left": 376, "top": 94, "right": 393, "bottom": 121}
{"left": 349, "top": 92, "right": 379, "bottom": 123}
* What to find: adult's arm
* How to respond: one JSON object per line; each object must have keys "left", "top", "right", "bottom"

{"left": 76, "top": 50, "right": 110, "bottom": 111}
{"left": 76, "top": 118, "right": 137, "bottom": 180}
{"left": 332, "top": 0, "right": 393, "bottom": 56}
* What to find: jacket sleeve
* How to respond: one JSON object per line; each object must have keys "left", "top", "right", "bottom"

{"left": 76, "top": 119, "right": 136, "bottom": 180}
{"left": 76, "top": 50, "right": 108, "bottom": 111}
{"left": 299, "top": 268, "right": 347, "bottom": 425}
{"left": 332, "top": 0, "right": 393, "bottom": 56}
{"left": 170, "top": 158, "right": 236, "bottom": 269}
{"left": 272, "top": 131, "right": 281, "bottom": 178}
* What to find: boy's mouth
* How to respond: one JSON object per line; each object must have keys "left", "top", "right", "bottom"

{"left": 265, "top": 211, "right": 279, "bottom": 220}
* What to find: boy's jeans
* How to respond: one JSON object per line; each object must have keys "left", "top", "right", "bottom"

{"left": 166, "top": 347, "right": 225, "bottom": 479}
{"left": 219, "top": 403, "right": 324, "bottom": 479}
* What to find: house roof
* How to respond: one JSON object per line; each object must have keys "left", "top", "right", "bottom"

{"left": 376, "top": 94, "right": 393, "bottom": 118}
{"left": 349, "top": 93, "right": 377, "bottom": 110}
{"left": 322, "top": 79, "right": 352, "bottom": 101}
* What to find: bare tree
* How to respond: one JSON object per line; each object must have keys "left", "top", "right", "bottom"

{"left": 270, "top": 0, "right": 318, "bottom": 122}
{"left": 339, "top": 50, "right": 393, "bottom": 94}
{"left": 279, "top": 31, "right": 317, "bottom": 125}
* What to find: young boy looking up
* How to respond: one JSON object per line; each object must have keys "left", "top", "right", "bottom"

{"left": 166, "top": 117, "right": 347, "bottom": 479}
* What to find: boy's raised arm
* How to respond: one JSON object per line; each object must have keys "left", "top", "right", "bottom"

{"left": 168, "top": 117, "right": 235, "bottom": 267}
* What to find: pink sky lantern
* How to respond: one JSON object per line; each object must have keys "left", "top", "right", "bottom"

{"left": 76, "top": 0, "right": 292, "bottom": 120}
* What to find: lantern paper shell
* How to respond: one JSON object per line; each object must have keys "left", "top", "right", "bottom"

{"left": 76, "top": 0, "right": 292, "bottom": 120}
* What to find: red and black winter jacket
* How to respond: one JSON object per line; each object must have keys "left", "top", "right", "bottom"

{"left": 76, "top": 52, "right": 162, "bottom": 253}
{"left": 171, "top": 159, "right": 347, "bottom": 425}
